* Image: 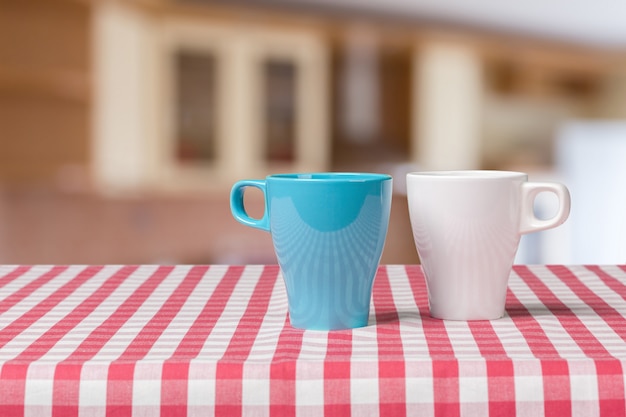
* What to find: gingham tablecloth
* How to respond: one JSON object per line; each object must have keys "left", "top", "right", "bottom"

{"left": 1, "top": 265, "right": 626, "bottom": 417}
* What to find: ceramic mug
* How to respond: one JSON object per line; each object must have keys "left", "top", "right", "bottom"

{"left": 406, "top": 170, "right": 571, "bottom": 320}
{"left": 230, "top": 173, "right": 392, "bottom": 330}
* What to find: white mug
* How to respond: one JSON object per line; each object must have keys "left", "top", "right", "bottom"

{"left": 406, "top": 170, "right": 571, "bottom": 320}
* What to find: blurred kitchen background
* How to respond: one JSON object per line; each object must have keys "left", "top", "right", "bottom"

{"left": 2, "top": 0, "right": 626, "bottom": 265}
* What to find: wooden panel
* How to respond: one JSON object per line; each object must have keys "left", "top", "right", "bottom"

{"left": 0, "top": 95, "right": 89, "bottom": 182}
{"left": 0, "top": 0, "right": 90, "bottom": 71}
{"left": 0, "top": 0, "right": 91, "bottom": 184}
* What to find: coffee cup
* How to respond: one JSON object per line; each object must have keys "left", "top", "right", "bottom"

{"left": 230, "top": 173, "right": 392, "bottom": 330}
{"left": 406, "top": 170, "right": 570, "bottom": 320}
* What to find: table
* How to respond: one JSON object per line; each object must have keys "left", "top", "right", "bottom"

{"left": 1, "top": 265, "right": 626, "bottom": 417}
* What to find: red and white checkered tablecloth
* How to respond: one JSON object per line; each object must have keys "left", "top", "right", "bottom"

{"left": 1, "top": 264, "right": 626, "bottom": 417}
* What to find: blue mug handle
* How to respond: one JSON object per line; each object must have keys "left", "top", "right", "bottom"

{"left": 230, "top": 180, "right": 270, "bottom": 232}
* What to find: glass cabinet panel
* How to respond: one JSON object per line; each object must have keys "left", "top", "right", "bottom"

{"left": 263, "top": 59, "right": 297, "bottom": 163}
{"left": 175, "top": 51, "right": 216, "bottom": 163}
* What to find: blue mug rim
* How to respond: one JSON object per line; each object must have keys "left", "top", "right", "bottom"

{"left": 267, "top": 172, "right": 391, "bottom": 182}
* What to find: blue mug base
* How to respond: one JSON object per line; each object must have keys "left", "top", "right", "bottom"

{"left": 288, "top": 312, "right": 370, "bottom": 331}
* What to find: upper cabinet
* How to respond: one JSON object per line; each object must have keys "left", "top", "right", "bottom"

{"left": 92, "top": 2, "right": 329, "bottom": 193}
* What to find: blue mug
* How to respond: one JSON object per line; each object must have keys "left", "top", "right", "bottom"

{"left": 230, "top": 173, "right": 392, "bottom": 330}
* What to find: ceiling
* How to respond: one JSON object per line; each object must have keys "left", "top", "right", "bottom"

{"left": 258, "top": 0, "right": 626, "bottom": 49}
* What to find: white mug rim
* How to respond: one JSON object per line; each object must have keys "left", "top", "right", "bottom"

{"left": 407, "top": 170, "right": 527, "bottom": 180}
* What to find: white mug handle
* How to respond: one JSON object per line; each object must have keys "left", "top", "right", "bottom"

{"left": 519, "top": 182, "right": 571, "bottom": 234}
